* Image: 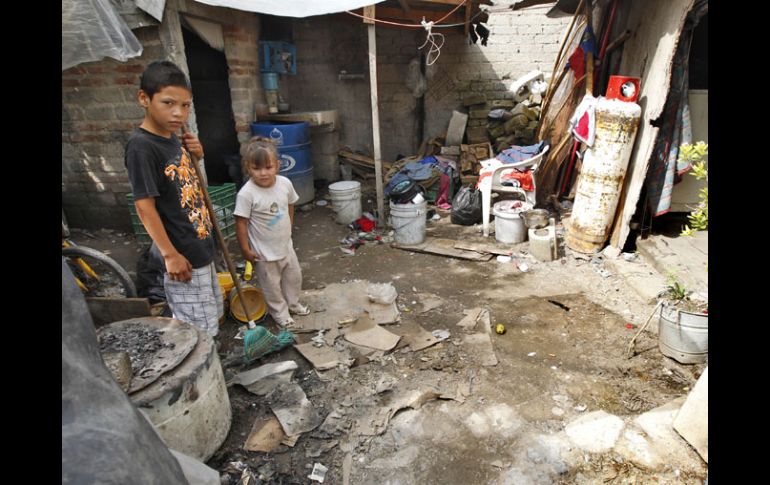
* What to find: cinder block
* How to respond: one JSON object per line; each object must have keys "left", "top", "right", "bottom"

{"left": 466, "top": 126, "right": 489, "bottom": 144}
{"left": 462, "top": 94, "right": 487, "bottom": 106}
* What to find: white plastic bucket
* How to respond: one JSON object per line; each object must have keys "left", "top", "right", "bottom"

{"left": 329, "top": 181, "right": 362, "bottom": 224}
{"left": 493, "top": 201, "right": 528, "bottom": 244}
{"left": 389, "top": 200, "right": 427, "bottom": 245}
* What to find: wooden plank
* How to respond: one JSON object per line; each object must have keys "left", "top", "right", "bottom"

{"left": 392, "top": 238, "right": 494, "bottom": 261}
{"left": 86, "top": 297, "right": 152, "bottom": 327}
{"left": 609, "top": 0, "right": 693, "bottom": 250}
{"left": 339, "top": 149, "right": 394, "bottom": 170}
{"left": 453, "top": 242, "right": 515, "bottom": 256}
{"left": 464, "top": 0, "right": 471, "bottom": 36}
{"left": 368, "top": 22, "right": 386, "bottom": 226}
{"left": 363, "top": 5, "right": 375, "bottom": 24}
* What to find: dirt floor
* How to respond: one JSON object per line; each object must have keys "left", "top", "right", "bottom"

{"left": 68, "top": 180, "right": 708, "bottom": 484}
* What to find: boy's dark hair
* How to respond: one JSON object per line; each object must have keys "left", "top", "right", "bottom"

{"left": 140, "top": 60, "right": 191, "bottom": 99}
{"left": 242, "top": 136, "right": 279, "bottom": 173}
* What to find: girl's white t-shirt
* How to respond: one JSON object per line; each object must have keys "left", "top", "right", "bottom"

{"left": 233, "top": 175, "right": 299, "bottom": 261}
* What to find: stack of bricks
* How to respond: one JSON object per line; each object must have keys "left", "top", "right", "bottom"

{"left": 462, "top": 87, "right": 544, "bottom": 153}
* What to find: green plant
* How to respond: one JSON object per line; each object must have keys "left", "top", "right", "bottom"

{"left": 679, "top": 142, "right": 708, "bottom": 236}
{"left": 665, "top": 272, "right": 688, "bottom": 301}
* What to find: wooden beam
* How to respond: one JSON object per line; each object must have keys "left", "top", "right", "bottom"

{"left": 363, "top": 5, "right": 375, "bottom": 24}
{"left": 397, "top": 0, "right": 411, "bottom": 14}
{"left": 368, "top": 20, "right": 386, "bottom": 227}
{"left": 373, "top": 6, "right": 465, "bottom": 24}
{"left": 464, "top": 0, "right": 472, "bottom": 36}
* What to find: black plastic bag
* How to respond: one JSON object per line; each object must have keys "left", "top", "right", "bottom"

{"left": 451, "top": 186, "right": 483, "bottom": 225}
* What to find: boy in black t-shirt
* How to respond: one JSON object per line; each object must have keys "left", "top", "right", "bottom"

{"left": 125, "top": 60, "right": 223, "bottom": 336}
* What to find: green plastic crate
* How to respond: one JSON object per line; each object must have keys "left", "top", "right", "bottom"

{"left": 127, "top": 183, "right": 237, "bottom": 245}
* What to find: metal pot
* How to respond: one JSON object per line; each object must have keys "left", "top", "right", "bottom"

{"left": 521, "top": 209, "right": 550, "bottom": 229}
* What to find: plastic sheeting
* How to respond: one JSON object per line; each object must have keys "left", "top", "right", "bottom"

{"left": 62, "top": 0, "right": 143, "bottom": 71}
{"left": 193, "top": 0, "right": 385, "bottom": 18}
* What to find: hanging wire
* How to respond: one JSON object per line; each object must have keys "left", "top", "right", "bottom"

{"left": 418, "top": 19, "right": 445, "bottom": 65}
{"left": 346, "top": 0, "right": 468, "bottom": 29}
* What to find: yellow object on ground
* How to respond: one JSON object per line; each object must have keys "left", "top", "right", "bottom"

{"left": 217, "top": 272, "right": 235, "bottom": 297}
{"left": 229, "top": 286, "right": 267, "bottom": 323}
{"left": 495, "top": 324, "right": 506, "bottom": 335}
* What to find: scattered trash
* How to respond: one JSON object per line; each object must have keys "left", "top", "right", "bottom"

{"left": 622, "top": 252, "right": 638, "bottom": 262}
{"left": 517, "top": 261, "right": 530, "bottom": 272}
{"left": 416, "top": 293, "right": 444, "bottom": 313}
{"left": 432, "top": 329, "right": 451, "bottom": 341}
{"left": 495, "top": 324, "right": 506, "bottom": 334}
{"left": 257, "top": 463, "right": 276, "bottom": 480}
{"left": 527, "top": 352, "right": 537, "bottom": 357}
{"left": 229, "top": 361, "right": 298, "bottom": 396}
{"left": 574, "top": 404, "right": 587, "bottom": 412}
{"left": 308, "top": 463, "right": 328, "bottom": 483}
{"left": 344, "top": 315, "right": 401, "bottom": 351}
{"left": 315, "top": 200, "right": 328, "bottom": 206}
{"left": 311, "top": 330, "right": 327, "bottom": 347}
{"left": 597, "top": 268, "right": 612, "bottom": 278}
{"left": 268, "top": 382, "right": 323, "bottom": 436}
{"left": 431, "top": 213, "right": 441, "bottom": 221}
{"left": 496, "top": 255, "right": 512, "bottom": 263}
{"left": 295, "top": 342, "right": 351, "bottom": 371}
{"left": 403, "top": 323, "right": 441, "bottom": 351}
{"left": 367, "top": 282, "right": 398, "bottom": 304}
{"left": 548, "top": 300, "right": 570, "bottom": 311}
{"left": 551, "top": 366, "right": 558, "bottom": 370}
{"left": 625, "top": 323, "right": 636, "bottom": 329}
{"left": 551, "top": 406, "right": 565, "bottom": 416}
{"left": 340, "top": 247, "right": 357, "bottom": 256}
{"left": 243, "top": 416, "right": 285, "bottom": 452}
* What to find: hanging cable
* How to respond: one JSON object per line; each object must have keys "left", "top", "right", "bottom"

{"left": 345, "top": 0, "right": 468, "bottom": 29}
{"left": 418, "top": 18, "right": 445, "bottom": 65}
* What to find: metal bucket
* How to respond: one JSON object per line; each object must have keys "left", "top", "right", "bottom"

{"left": 658, "top": 303, "right": 708, "bottom": 364}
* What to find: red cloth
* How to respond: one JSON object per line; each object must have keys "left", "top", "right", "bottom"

{"left": 568, "top": 46, "right": 586, "bottom": 79}
{"left": 355, "top": 217, "right": 376, "bottom": 232}
{"left": 478, "top": 170, "right": 534, "bottom": 192}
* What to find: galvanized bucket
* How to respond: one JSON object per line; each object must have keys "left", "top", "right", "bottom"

{"left": 658, "top": 303, "right": 708, "bottom": 364}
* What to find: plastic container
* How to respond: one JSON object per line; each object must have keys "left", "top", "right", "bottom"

{"left": 127, "top": 184, "right": 236, "bottom": 245}
{"left": 250, "top": 122, "right": 314, "bottom": 205}
{"left": 261, "top": 72, "right": 279, "bottom": 91}
{"left": 328, "top": 181, "right": 362, "bottom": 224}
{"left": 228, "top": 286, "right": 267, "bottom": 323}
{"left": 390, "top": 200, "right": 427, "bottom": 245}
{"left": 217, "top": 272, "right": 235, "bottom": 297}
{"left": 493, "top": 200, "right": 531, "bottom": 244}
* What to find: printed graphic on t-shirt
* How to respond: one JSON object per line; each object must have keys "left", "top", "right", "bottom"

{"left": 163, "top": 149, "right": 213, "bottom": 239}
{"left": 267, "top": 202, "right": 283, "bottom": 228}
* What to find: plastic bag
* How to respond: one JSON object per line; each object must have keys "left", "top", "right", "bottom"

{"left": 451, "top": 186, "right": 483, "bottom": 225}
{"left": 367, "top": 282, "right": 398, "bottom": 305}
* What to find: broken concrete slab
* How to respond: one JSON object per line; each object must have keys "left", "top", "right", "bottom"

{"left": 613, "top": 427, "right": 664, "bottom": 470}
{"left": 673, "top": 367, "right": 708, "bottom": 463}
{"left": 230, "top": 361, "right": 298, "bottom": 396}
{"left": 268, "top": 382, "right": 323, "bottom": 437}
{"left": 564, "top": 410, "right": 625, "bottom": 453}
{"left": 635, "top": 397, "right": 703, "bottom": 471}
{"left": 464, "top": 403, "right": 524, "bottom": 439}
{"left": 344, "top": 315, "right": 401, "bottom": 351}
{"left": 445, "top": 110, "right": 469, "bottom": 146}
{"left": 243, "top": 416, "right": 286, "bottom": 452}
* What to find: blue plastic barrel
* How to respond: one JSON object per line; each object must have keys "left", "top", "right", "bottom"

{"left": 261, "top": 72, "right": 279, "bottom": 91}
{"left": 250, "top": 121, "right": 314, "bottom": 205}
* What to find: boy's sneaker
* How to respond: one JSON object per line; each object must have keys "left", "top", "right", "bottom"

{"left": 289, "top": 303, "right": 311, "bottom": 316}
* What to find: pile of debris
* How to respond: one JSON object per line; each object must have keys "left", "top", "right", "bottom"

{"left": 463, "top": 70, "right": 547, "bottom": 152}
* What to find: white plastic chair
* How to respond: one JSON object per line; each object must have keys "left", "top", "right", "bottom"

{"left": 479, "top": 144, "right": 550, "bottom": 237}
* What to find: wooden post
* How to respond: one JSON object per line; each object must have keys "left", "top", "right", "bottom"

{"left": 367, "top": 7, "right": 385, "bottom": 226}
{"left": 585, "top": 0, "right": 594, "bottom": 95}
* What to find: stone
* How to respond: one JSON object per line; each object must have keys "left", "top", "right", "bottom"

{"left": 469, "top": 109, "right": 489, "bottom": 119}
{"left": 635, "top": 398, "right": 704, "bottom": 472}
{"left": 462, "top": 94, "right": 487, "bottom": 106}
{"left": 564, "top": 410, "right": 625, "bottom": 453}
{"left": 488, "top": 124, "right": 506, "bottom": 139}
{"left": 466, "top": 126, "right": 489, "bottom": 144}
{"left": 440, "top": 146, "right": 460, "bottom": 156}
{"left": 673, "top": 368, "right": 708, "bottom": 463}
{"left": 490, "top": 99, "right": 514, "bottom": 109}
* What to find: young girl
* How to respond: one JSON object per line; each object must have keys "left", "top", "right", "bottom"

{"left": 234, "top": 137, "right": 309, "bottom": 327}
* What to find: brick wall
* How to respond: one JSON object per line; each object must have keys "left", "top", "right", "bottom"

{"left": 283, "top": 6, "right": 569, "bottom": 163}
{"left": 62, "top": 1, "right": 261, "bottom": 231}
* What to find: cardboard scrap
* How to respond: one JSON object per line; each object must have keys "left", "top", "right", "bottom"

{"left": 230, "top": 361, "right": 298, "bottom": 396}
{"left": 294, "top": 281, "right": 400, "bottom": 332}
{"left": 415, "top": 293, "right": 444, "bottom": 314}
{"left": 462, "top": 333, "right": 498, "bottom": 366}
{"left": 355, "top": 389, "right": 442, "bottom": 436}
{"left": 401, "top": 324, "right": 441, "bottom": 351}
{"left": 268, "top": 382, "right": 323, "bottom": 437}
{"left": 457, "top": 308, "right": 484, "bottom": 329}
{"left": 344, "top": 315, "right": 401, "bottom": 351}
{"left": 281, "top": 434, "right": 300, "bottom": 447}
{"left": 243, "top": 416, "right": 285, "bottom": 452}
{"left": 295, "top": 342, "right": 351, "bottom": 371}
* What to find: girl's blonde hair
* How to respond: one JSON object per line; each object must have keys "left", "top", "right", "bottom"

{"left": 242, "top": 136, "right": 279, "bottom": 174}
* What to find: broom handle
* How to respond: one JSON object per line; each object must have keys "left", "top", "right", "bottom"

{"left": 181, "top": 126, "right": 253, "bottom": 324}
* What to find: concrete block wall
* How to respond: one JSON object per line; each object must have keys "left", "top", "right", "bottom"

{"left": 424, "top": 6, "right": 570, "bottom": 143}
{"left": 62, "top": 1, "right": 261, "bottom": 230}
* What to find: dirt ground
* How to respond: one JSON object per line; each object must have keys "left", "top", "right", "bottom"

{"left": 68, "top": 180, "right": 707, "bottom": 484}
